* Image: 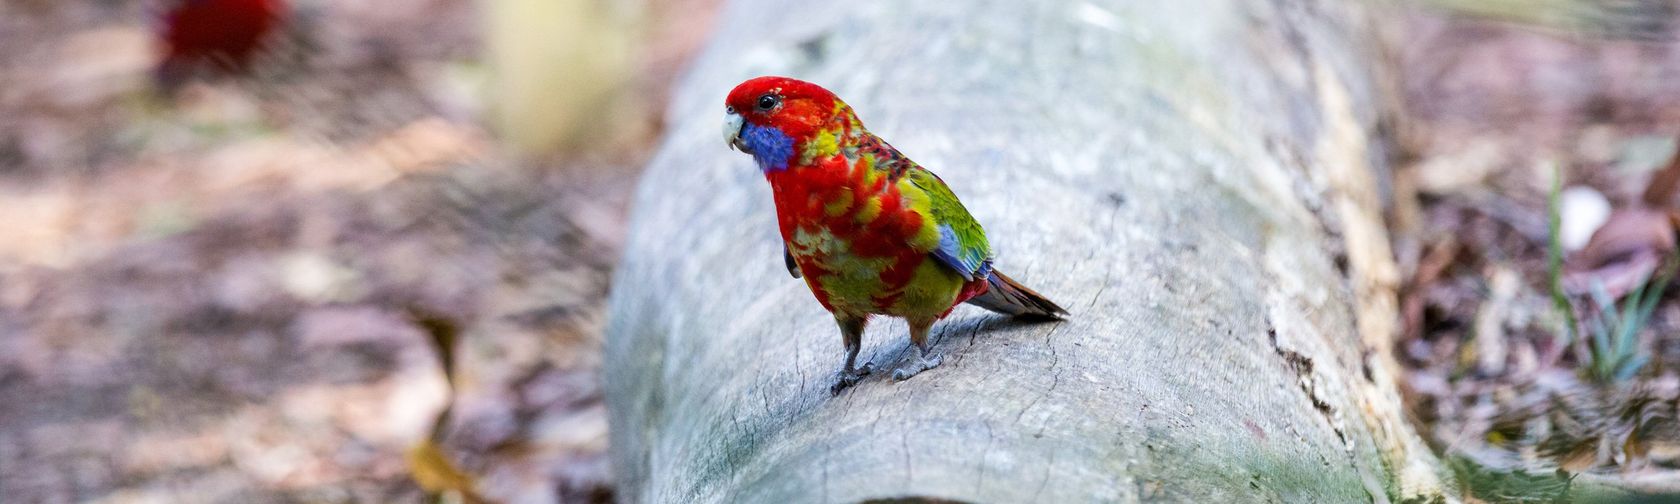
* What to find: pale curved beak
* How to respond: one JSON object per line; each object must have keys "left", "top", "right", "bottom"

{"left": 723, "top": 111, "right": 746, "bottom": 152}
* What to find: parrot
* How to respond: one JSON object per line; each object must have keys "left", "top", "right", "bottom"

{"left": 722, "top": 76, "right": 1067, "bottom": 395}
{"left": 155, "top": 0, "right": 289, "bottom": 89}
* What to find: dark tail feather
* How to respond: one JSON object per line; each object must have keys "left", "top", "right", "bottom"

{"left": 965, "top": 269, "right": 1067, "bottom": 320}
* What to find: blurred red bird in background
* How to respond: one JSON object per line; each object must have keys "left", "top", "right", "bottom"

{"left": 156, "top": 0, "right": 289, "bottom": 88}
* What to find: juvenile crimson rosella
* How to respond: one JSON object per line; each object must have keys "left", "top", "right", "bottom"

{"left": 723, "top": 76, "right": 1066, "bottom": 395}
{"left": 156, "top": 0, "right": 288, "bottom": 87}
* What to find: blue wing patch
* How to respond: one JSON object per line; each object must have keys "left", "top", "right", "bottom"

{"left": 930, "top": 224, "right": 988, "bottom": 282}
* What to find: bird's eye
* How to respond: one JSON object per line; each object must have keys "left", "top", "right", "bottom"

{"left": 755, "top": 94, "right": 780, "bottom": 112}
{"left": 726, "top": 105, "right": 736, "bottom": 114}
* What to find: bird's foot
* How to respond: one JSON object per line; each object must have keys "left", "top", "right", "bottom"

{"left": 892, "top": 353, "right": 942, "bottom": 381}
{"left": 829, "top": 361, "right": 874, "bottom": 396}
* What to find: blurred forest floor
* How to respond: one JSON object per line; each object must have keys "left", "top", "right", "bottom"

{"left": 0, "top": 0, "right": 717, "bottom": 502}
{"left": 1396, "top": 5, "right": 1680, "bottom": 495}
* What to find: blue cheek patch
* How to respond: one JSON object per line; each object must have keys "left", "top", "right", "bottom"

{"left": 740, "top": 122, "right": 794, "bottom": 172}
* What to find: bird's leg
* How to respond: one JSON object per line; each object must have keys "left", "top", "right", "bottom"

{"left": 829, "top": 314, "right": 873, "bottom": 395}
{"left": 893, "top": 318, "right": 943, "bottom": 381}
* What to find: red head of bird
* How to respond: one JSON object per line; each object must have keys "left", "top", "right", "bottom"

{"left": 723, "top": 76, "right": 858, "bottom": 173}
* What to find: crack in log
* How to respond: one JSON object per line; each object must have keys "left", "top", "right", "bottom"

{"left": 797, "top": 334, "right": 808, "bottom": 400}
{"left": 1031, "top": 447, "right": 1056, "bottom": 503}
{"left": 1266, "top": 321, "right": 1389, "bottom": 502}
{"left": 1267, "top": 326, "right": 1349, "bottom": 449}
{"left": 1045, "top": 324, "right": 1060, "bottom": 374}
{"left": 1038, "top": 326, "right": 1065, "bottom": 438}
{"left": 902, "top": 427, "right": 914, "bottom": 486}
{"left": 964, "top": 322, "right": 984, "bottom": 350}
{"left": 1013, "top": 324, "right": 1063, "bottom": 425}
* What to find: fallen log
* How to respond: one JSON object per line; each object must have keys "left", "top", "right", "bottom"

{"left": 605, "top": 0, "right": 1451, "bottom": 501}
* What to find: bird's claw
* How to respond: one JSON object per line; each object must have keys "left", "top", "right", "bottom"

{"left": 892, "top": 353, "right": 942, "bottom": 381}
{"left": 829, "top": 361, "right": 874, "bottom": 396}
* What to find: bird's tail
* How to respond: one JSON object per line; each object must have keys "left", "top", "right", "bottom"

{"left": 964, "top": 269, "right": 1067, "bottom": 320}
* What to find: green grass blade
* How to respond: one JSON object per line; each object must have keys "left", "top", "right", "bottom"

{"left": 1547, "top": 166, "right": 1578, "bottom": 345}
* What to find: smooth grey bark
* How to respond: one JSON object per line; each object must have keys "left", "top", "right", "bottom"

{"left": 606, "top": 0, "right": 1451, "bottom": 502}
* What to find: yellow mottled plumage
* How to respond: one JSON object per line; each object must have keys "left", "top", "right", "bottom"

{"left": 898, "top": 179, "right": 943, "bottom": 252}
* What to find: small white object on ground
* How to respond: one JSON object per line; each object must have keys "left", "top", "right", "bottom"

{"left": 1560, "top": 186, "right": 1612, "bottom": 252}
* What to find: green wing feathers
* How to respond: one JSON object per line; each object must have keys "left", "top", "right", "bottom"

{"left": 904, "top": 166, "right": 991, "bottom": 280}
